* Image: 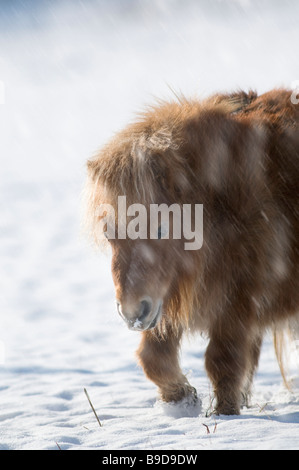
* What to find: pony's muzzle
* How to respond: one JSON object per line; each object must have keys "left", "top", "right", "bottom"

{"left": 116, "top": 297, "right": 162, "bottom": 331}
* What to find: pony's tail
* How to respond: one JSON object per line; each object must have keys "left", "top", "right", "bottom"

{"left": 273, "top": 317, "right": 299, "bottom": 390}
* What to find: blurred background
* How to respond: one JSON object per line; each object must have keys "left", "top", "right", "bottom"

{"left": 1, "top": 0, "right": 298, "bottom": 181}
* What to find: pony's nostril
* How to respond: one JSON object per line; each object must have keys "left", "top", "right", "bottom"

{"left": 139, "top": 299, "right": 152, "bottom": 321}
{"left": 116, "top": 298, "right": 154, "bottom": 329}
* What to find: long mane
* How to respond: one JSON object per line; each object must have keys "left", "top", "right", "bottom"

{"left": 82, "top": 91, "right": 260, "bottom": 333}
{"left": 83, "top": 91, "right": 257, "bottom": 248}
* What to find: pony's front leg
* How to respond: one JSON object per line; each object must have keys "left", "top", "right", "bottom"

{"left": 136, "top": 327, "right": 197, "bottom": 403}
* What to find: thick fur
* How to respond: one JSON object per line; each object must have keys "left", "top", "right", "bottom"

{"left": 84, "top": 89, "right": 299, "bottom": 415}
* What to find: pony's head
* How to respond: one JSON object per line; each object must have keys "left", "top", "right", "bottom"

{"left": 84, "top": 100, "right": 211, "bottom": 332}
{"left": 110, "top": 229, "right": 181, "bottom": 332}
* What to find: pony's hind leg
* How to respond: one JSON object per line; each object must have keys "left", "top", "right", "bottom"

{"left": 205, "top": 316, "right": 255, "bottom": 415}
{"left": 136, "top": 326, "right": 197, "bottom": 403}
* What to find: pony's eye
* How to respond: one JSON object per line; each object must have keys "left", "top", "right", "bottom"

{"left": 157, "top": 225, "right": 169, "bottom": 239}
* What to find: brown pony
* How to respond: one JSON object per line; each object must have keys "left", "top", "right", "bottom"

{"left": 84, "top": 89, "right": 299, "bottom": 415}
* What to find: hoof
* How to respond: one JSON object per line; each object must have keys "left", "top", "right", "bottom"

{"left": 160, "top": 383, "right": 198, "bottom": 404}
{"left": 156, "top": 386, "right": 201, "bottom": 418}
{"left": 214, "top": 403, "right": 240, "bottom": 416}
{"left": 205, "top": 395, "right": 241, "bottom": 416}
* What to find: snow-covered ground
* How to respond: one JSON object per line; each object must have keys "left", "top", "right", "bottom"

{"left": 0, "top": 0, "right": 299, "bottom": 450}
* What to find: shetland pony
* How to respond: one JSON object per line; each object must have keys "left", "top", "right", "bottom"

{"left": 84, "top": 89, "right": 299, "bottom": 415}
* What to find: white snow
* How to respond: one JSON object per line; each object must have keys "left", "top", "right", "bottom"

{"left": 0, "top": 0, "right": 299, "bottom": 450}
{"left": 133, "top": 319, "right": 143, "bottom": 329}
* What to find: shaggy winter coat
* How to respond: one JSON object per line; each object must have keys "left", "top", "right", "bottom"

{"left": 84, "top": 89, "right": 299, "bottom": 415}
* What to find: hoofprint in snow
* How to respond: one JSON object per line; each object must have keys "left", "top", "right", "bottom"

{"left": 0, "top": 0, "right": 299, "bottom": 450}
